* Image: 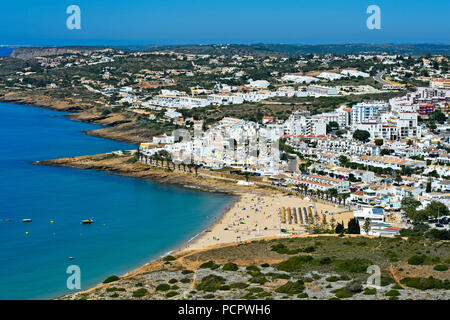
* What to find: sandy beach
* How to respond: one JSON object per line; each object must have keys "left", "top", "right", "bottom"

{"left": 185, "top": 192, "right": 354, "bottom": 251}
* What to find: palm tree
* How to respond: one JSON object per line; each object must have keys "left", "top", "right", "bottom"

{"left": 135, "top": 149, "right": 142, "bottom": 162}
{"left": 194, "top": 164, "right": 201, "bottom": 176}
{"left": 342, "top": 193, "right": 350, "bottom": 207}
{"left": 322, "top": 214, "right": 327, "bottom": 228}
{"left": 314, "top": 211, "right": 320, "bottom": 226}
{"left": 157, "top": 150, "right": 171, "bottom": 168}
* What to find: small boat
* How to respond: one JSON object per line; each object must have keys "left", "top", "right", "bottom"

{"left": 81, "top": 219, "right": 94, "bottom": 224}
{"left": 22, "top": 219, "right": 32, "bottom": 223}
{"left": 68, "top": 257, "right": 75, "bottom": 260}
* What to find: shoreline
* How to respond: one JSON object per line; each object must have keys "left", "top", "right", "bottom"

{"left": 0, "top": 92, "right": 148, "bottom": 145}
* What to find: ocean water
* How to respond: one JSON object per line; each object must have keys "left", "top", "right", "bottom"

{"left": 0, "top": 102, "right": 234, "bottom": 300}
{"left": 0, "top": 47, "right": 14, "bottom": 57}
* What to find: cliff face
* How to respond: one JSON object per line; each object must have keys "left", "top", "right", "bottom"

{"left": 10, "top": 47, "right": 97, "bottom": 59}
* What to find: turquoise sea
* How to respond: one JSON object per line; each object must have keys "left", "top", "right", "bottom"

{"left": 0, "top": 102, "right": 234, "bottom": 300}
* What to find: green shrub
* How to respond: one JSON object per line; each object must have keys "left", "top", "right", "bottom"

{"left": 219, "top": 285, "right": 231, "bottom": 291}
{"left": 385, "top": 290, "right": 400, "bottom": 297}
{"left": 246, "top": 265, "right": 260, "bottom": 272}
{"left": 260, "top": 263, "right": 270, "bottom": 268}
{"left": 333, "top": 289, "right": 353, "bottom": 299}
{"left": 277, "top": 255, "right": 313, "bottom": 272}
{"left": 433, "top": 265, "right": 449, "bottom": 271}
{"left": 249, "top": 275, "right": 268, "bottom": 285}
{"left": 156, "top": 284, "right": 171, "bottom": 291}
{"left": 196, "top": 275, "right": 226, "bottom": 292}
{"left": 199, "top": 261, "right": 220, "bottom": 270}
{"left": 303, "top": 246, "right": 315, "bottom": 253}
{"left": 162, "top": 255, "right": 176, "bottom": 262}
{"left": 408, "top": 255, "right": 426, "bottom": 265}
{"left": 318, "top": 257, "right": 332, "bottom": 265}
{"left": 334, "top": 258, "right": 372, "bottom": 273}
{"left": 312, "top": 273, "right": 321, "bottom": 280}
{"left": 222, "top": 262, "right": 239, "bottom": 271}
{"left": 165, "top": 291, "right": 178, "bottom": 298}
{"left": 400, "top": 277, "right": 450, "bottom": 290}
{"left": 267, "top": 272, "right": 290, "bottom": 280}
{"left": 182, "top": 270, "right": 194, "bottom": 275}
{"left": 168, "top": 279, "right": 178, "bottom": 284}
{"left": 271, "top": 243, "right": 301, "bottom": 255}
{"left": 326, "top": 276, "right": 340, "bottom": 282}
{"left": 180, "top": 278, "right": 191, "bottom": 284}
{"left": 109, "top": 293, "right": 119, "bottom": 298}
{"left": 103, "top": 275, "right": 120, "bottom": 284}
{"left": 275, "top": 280, "right": 305, "bottom": 294}
{"left": 363, "top": 288, "right": 377, "bottom": 295}
{"left": 297, "top": 293, "right": 308, "bottom": 298}
{"left": 230, "top": 282, "right": 249, "bottom": 289}
{"left": 132, "top": 288, "right": 148, "bottom": 298}
{"left": 380, "top": 276, "right": 395, "bottom": 287}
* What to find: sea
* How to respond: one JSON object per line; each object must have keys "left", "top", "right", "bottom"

{"left": 0, "top": 47, "right": 14, "bottom": 57}
{"left": 0, "top": 102, "right": 234, "bottom": 299}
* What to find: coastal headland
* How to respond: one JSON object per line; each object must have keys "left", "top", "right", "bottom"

{"left": 0, "top": 90, "right": 150, "bottom": 145}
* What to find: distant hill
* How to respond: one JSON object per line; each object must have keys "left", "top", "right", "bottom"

{"left": 9, "top": 43, "right": 450, "bottom": 59}
{"left": 10, "top": 46, "right": 109, "bottom": 59}
{"left": 141, "top": 43, "right": 450, "bottom": 57}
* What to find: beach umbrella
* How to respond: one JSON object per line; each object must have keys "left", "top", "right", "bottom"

{"left": 298, "top": 208, "right": 303, "bottom": 224}
{"left": 293, "top": 208, "right": 298, "bottom": 224}
{"left": 287, "top": 207, "right": 292, "bottom": 224}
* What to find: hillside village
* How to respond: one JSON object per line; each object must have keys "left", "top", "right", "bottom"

{"left": 1, "top": 46, "right": 450, "bottom": 238}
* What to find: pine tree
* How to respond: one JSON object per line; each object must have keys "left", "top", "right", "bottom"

{"left": 348, "top": 218, "right": 361, "bottom": 234}
{"left": 335, "top": 222, "right": 344, "bottom": 234}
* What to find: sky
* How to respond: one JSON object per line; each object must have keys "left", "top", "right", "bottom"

{"left": 0, "top": 0, "right": 449, "bottom": 46}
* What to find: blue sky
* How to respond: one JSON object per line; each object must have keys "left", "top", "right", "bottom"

{"left": 0, "top": 0, "right": 449, "bottom": 45}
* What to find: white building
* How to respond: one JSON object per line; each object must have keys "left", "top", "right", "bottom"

{"left": 354, "top": 207, "right": 385, "bottom": 223}
{"left": 340, "top": 69, "right": 370, "bottom": 78}
{"left": 284, "top": 112, "right": 327, "bottom": 136}
{"left": 350, "top": 102, "right": 387, "bottom": 125}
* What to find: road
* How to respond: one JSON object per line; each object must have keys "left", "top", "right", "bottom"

{"left": 373, "top": 71, "right": 391, "bottom": 86}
